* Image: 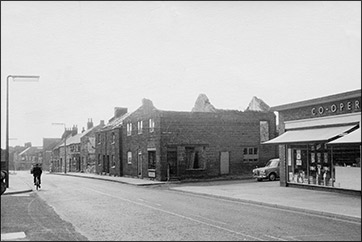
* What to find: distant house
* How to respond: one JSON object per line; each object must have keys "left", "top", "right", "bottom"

{"left": 13, "top": 142, "right": 43, "bottom": 171}
{"left": 42, "top": 138, "right": 61, "bottom": 171}
{"left": 79, "top": 119, "right": 105, "bottom": 173}
{"left": 95, "top": 108, "right": 129, "bottom": 176}
{"left": 51, "top": 126, "right": 78, "bottom": 173}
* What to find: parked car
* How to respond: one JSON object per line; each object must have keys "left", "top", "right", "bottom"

{"left": 252, "top": 158, "right": 280, "bottom": 181}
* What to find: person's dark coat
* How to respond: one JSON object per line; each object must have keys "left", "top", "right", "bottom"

{"left": 32, "top": 166, "right": 42, "bottom": 176}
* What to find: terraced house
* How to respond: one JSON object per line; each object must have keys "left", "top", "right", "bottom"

{"left": 95, "top": 107, "right": 129, "bottom": 176}
{"left": 52, "top": 120, "right": 104, "bottom": 173}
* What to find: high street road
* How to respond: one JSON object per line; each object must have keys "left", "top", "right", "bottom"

{"left": 1, "top": 172, "right": 361, "bottom": 241}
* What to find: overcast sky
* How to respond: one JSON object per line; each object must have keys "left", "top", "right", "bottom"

{"left": 1, "top": 1, "right": 361, "bottom": 148}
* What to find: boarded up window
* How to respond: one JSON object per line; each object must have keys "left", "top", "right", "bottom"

{"left": 260, "top": 121, "right": 269, "bottom": 142}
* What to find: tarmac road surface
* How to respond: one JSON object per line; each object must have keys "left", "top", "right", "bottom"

{"left": 1, "top": 192, "right": 87, "bottom": 241}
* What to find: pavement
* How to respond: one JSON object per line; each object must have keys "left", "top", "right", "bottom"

{"left": 2, "top": 171, "right": 361, "bottom": 223}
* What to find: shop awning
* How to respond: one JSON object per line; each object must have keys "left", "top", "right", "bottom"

{"left": 263, "top": 125, "right": 357, "bottom": 144}
{"left": 328, "top": 127, "right": 361, "bottom": 144}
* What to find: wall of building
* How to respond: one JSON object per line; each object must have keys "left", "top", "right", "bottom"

{"left": 159, "top": 111, "right": 278, "bottom": 180}
{"left": 121, "top": 107, "right": 278, "bottom": 181}
{"left": 95, "top": 127, "right": 123, "bottom": 176}
{"left": 122, "top": 109, "right": 162, "bottom": 179}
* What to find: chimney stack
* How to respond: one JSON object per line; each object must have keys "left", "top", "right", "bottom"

{"left": 114, "top": 107, "right": 128, "bottom": 118}
{"left": 72, "top": 125, "right": 78, "bottom": 135}
{"left": 87, "top": 118, "right": 93, "bottom": 129}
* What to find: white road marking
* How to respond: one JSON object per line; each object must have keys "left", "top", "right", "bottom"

{"left": 1, "top": 232, "right": 26, "bottom": 240}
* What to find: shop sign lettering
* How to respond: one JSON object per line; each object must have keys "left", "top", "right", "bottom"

{"left": 311, "top": 100, "right": 360, "bottom": 116}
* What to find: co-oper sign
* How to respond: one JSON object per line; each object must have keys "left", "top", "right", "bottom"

{"left": 311, "top": 100, "right": 360, "bottom": 116}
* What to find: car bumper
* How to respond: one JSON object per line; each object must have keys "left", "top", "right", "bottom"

{"left": 253, "top": 175, "right": 267, "bottom": 179}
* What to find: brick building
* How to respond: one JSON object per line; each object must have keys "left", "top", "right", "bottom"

{"left": 42, "top": 138, "right": 61, "bottom": 171}
{"left": 95, "top": 107, "right": 129, "bottom": 176}
{"left": 79, "top": 119, "right": 105, "bottom": 173}
{"left": 120, "top": 98, "right": 278, "bottom": 181}
{"left": 51, "top": 126, "right": 78, "bottom": 173}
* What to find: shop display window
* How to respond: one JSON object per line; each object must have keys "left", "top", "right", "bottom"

{"left": 287, "top": 143, "right": 332, "bottom": 186}
{"left": 331, "top": 144, "right": 360, "bottom": 190}
{"left": 287, "top": 145, "right": 308, "bottom": 185}
{"left": 309, "top": 144, "right": 332, "bottom": 186}
{"left": 287, "top": 143, "right": 360, "bottom": 190}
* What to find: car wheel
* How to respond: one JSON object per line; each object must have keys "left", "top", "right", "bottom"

{"left": 269, "top": 173, "right": 276, "bottom": 181}
{"left": 257, "top": 178, "right": 262, "bottom": 182}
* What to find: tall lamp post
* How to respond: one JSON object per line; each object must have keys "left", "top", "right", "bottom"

{"left": 52, "top": 123, "right": 67, "bottom": 173}
{"left": 6, "top": 75, "right": 39, "bottom": 188}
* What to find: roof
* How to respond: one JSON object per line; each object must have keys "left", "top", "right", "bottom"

{"left": 101, "top": 112, "right": 131, "bottom": 131}
{"left": 271, "top": 89, "right": 361, "bottom": 111}
{"left": 18, "top": 146, "right": 43, "bottom": 156}
{"left": 66, "top": 133, "right": 83, "bottom": 145}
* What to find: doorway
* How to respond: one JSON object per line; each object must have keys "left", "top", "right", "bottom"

{"left": 138, "top": 151, "right": 142, "bottom": 178}
{"left": 220, "top": 151, "right": 229, "bottom": 175}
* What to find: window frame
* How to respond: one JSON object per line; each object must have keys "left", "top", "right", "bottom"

{"left": 149, "top": 118, "right": 155, "bottom": 133}
{"left": 138, "top": 120, "right": 143, "bottom": 134}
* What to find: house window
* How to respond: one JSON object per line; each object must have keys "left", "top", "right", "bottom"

{"left": 243, "top": 147, "right": 259, "bottom": 162}
{"left": 112, "top": 132, "right": 116, "bottom": 144}
{"left": 149, "top": 118, "right": 155, "bottom": 133}
{"left": 148, "top": 151, "right": 156, "bottom": 169}
{"left": 97, "top": 133, "right": 101, "bottom": 144}
{"left": 127, "top": 151, "right": 132, "bottom": 164}
{"left": 127, "top": 123, "right": 132, "bottom": 136}
{"left": 260, "top": 121, "right": 270, "bottom": 142}
{"left": 111, "top": 155, "right": 115, "bottom": 168}
{"left": 138, "top": 120, "right": 143, "bottom": 134}
{"left": 185, "top": 147, "right": 205, "bottom": 170}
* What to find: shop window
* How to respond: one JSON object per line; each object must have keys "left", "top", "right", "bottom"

{"left": 331, "top": 144, "right": 360, "bottom": 190}
{"left": 148, "top": 151, "right": 156, "bottom": 169}
{"left": 287, "top": 144, "right": 335, "bottom": 187}
{"left": 287, "top": 146, "right": 309, "bottom": 185}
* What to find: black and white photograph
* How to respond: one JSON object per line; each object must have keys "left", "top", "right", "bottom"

{"left": 1, "top": 1, "right": 361, "bottom": 241}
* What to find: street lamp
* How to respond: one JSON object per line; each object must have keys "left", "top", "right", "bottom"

{"left": 6, "top": 75, "right": 40, "bottom": 188}
{"left": 52, "top": 123, "right": 67, "bottom": 174}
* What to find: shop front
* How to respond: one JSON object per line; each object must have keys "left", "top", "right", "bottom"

{"left": 264, "top": 89, "right": 361, "bottom": 192}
